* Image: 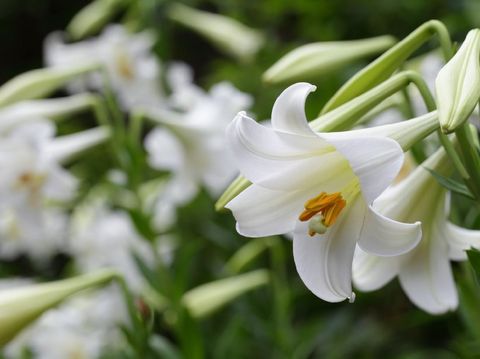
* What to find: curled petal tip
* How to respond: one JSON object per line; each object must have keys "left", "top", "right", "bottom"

{"left": 348, "top": 292, "right": 356, "bottom": 303}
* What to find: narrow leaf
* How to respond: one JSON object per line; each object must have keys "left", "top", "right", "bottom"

{"left": 425, "top": 167, "right": 475, "bottom": 199}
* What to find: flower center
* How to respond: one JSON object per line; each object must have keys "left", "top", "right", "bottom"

{"left": 115, "top": 52, "right": 134, "bottom": 80}
{"left": 15, "top": 171, "right": 46, "bottom": 206}
{"left": 299, "top": 192, "right": 346, "bottom": 236}
{"left": 16, "top": 172, "right": 45, "bottom": 191}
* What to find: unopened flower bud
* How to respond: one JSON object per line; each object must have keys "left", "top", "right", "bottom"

{"left": 263, "top": 36, "right": 395, "bottom": 84}
{"left": 436, "top": 29, "right": 480, "bottom": 133}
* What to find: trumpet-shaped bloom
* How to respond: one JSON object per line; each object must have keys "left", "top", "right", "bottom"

{"left": 226, "top": 83, "right": 422, "bottom": 302}
{"left": 69, "top": 199, "right": 153, "bottom": 294}
{"left": 0, "top": 121, "right": 77, "bottom": 261}
{"left": 145, "top": 81, "right": 252, "bottom": 208}
{"left": 353, "top": 148, "right": 480, "bottom": 314}
{"left": 44, "top": 25, "right": 163, "bottom": 109}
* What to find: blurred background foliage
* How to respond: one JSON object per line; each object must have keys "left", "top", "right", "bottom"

{"left": 1, "top": 0, "right": 480, "bottom": 358}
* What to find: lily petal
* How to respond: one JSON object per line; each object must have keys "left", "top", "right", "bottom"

{"left": 227, "top": 112, "right": 333, "bottom": 184}
{"left": 145, "top": 127, "right": 186, "bottom": 173}
{"left": 271, "top": 82, "right": 317, "bottom": 136}
{"left": 293, "top": 196, "right": 365, "bottom": 302}
{"left": 398, "top": 232, "right": 458, "bottom": 314}
{"left": 357, "top": 205, "right": 422, "bottom": 256}
{"left": 445, "top": 221, "right": 480, "bottom": 260}
{"left": 352, "top": 247, "right": 402, "bottom": 291}
{"left": 226, "top": 184, "right": 307, "bottom": 237}
{"left": 322, "top": 133, "right": 404, "bottom": 203}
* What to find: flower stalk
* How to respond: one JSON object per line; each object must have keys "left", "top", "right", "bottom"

{"left": 320, "top": 20, "right": 453, "bottom": 114}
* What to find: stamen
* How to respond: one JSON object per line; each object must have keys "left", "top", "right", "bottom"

{"left": 115, "top": 52, "right": 134, "bottom": 80}
{"left": 299, "top": 191, "right": 346, "bottom": 236}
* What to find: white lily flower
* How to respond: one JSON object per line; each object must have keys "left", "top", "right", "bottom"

{"left": 226, "top": 82, "right": 423, "bottom": 303}
{"left": 45, "top": 24, "right": 163, "bottom": 109}
{"left": 0, "top": 121, "right": 77, "bottom": 261}
{"left": 353, "top": 147, "right": 480, "bottom": 314}
{"left": 145, "top": 81, "right": 252, "bottom": 206}
{"left": 70, "top": 199, "right": 153, "bottom": 293}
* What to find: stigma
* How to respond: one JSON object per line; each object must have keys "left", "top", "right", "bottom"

{"left": 299, "top": 192, "right": 346, "bottom": 236}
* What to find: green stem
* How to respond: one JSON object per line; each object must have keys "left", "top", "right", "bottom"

{"left": 321, "top": 20, "right": 452, "bottom": 113}
{"left": 437, "top": 131, "right": 470, "bottom": 180}
{"left": 310, "top": 70, "right": 436, "bottom": 132}
{"left": 429, "top": 19, "right": 455, "bottom": 60}
{"left": 455, "top": 125, "right": 480, "bottom": 200}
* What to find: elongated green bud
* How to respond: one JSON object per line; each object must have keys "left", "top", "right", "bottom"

{"left": 0, "top": 64, "right": 100, "bottom": 108}
{"left": 182, "top": 270, "right": 269, "bottom": 318}
{"left": 436, "top": 29, "right": 480, "bottom": 133}
{"left": 167, "top": 3, "right": 264, "bottom": 62}
{"left": 0, "top": 270, "right": 119, "bottom": 346}
{"left": 263, "top": 35, "right": 396, "bottom": 84}
{"left": 67, "top": 0, "right": 128, "bottom": 40}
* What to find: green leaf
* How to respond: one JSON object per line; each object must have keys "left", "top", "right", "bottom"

{"left": 467, "top": 248, "right": 480, "bottom": 284}
{"left": 425, "top": 167, "right": 475, "bottom": 199}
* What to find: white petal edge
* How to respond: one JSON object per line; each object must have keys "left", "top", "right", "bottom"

{"left": 446, "top": 221, "right": 480, "bottom": 260}
{"left": 144, "top": 127, "right": 186, "bottom": 173}
{"left": 352, "top": 247, "right": 402, "bottom": 291}
{"left": 271, "top": 82, "right": 317, "bottom": 137}
{"left": 357, "top": 205, "right": 422, "bottom": 256}
{"left": 226, "top": 112, "right": 333, "bottom": 185}
{"left": 398, "top": 233, "right": 458, "bottom": 315}
{"left": 293, "top": 196, "right": 365, "bottom": 302}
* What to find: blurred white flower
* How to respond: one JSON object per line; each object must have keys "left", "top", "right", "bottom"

{"left": 353, "top": 148, "right": 480, "bottom": 314}
{"left": 226, "top": 83, "right": 421, "bottom": 303}
{"left": 5, "top": 285, "right": 127, "bottom": 359}
{"left": 45, "top": 24, "right": 163, "bottom": 109}
{"left": 70, "top": 200, "right": 153, "bottom": 293}
{"left": 0, "top": 121, "right": 77, "bottom": 261}
{"left": 145, "top": 81, "right": 252, "bottom": 211}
